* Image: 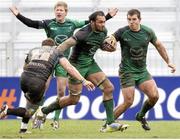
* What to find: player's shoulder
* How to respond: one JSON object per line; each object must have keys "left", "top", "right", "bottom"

{"left": 114, "top": 26, "right": 129, "bottom": 37}
{"left": 65, "top": 18, "right": 72, "bottom": 22}
{"left": 77, "top": 24, "right": 90, "bottom": 32}
{"left": 43, "top": 18, "right": 56, "bottom": 26}
{"left": 29, "top": 47, "right": 40, "bottom": 54}
{"left": 116, "top": 26, "right": 129, "bottom": 33}
{"left": 73, "top": 24, "right": 91, "bottom": 40}
{"left": 43, "top": 18, "right": 55, "bottom": 23}
{"left": 65, "top": 18, "right": 78, "bottom": 24}
{"left": 140, "top": 24, "right": 154, "bottom": 33}
{"left": 27, "top": 47, "right": 41, "bottom": 60}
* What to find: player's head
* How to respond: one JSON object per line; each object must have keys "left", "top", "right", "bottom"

{"left": 127, "top": 9, "right": 141, "bottom": 31}
{"left": 54, "top": 1, "right": 68, "bottom": 22}
{"left": 41, "top": 38, "right": 55, "bottom": 47}
{"left": 89, "top": 11, "right": 106, "bottom": 32}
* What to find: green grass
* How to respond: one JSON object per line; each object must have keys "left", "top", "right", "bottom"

{"left": 0, "top": 120, "right": 180, "bottom": 139}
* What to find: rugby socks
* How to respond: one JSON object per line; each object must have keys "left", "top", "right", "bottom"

{"left": 20, "top": 121, "right": 28, "bottom": 130}
{"left": 22, "top": 117, "right": 30, "bottom": 124}
{"left": 54, "top": 109, "right": 61, "bottom": 121}
{"left": 7, "top": 107, "right": 26, "bottom": 117}
{"left": 42, "top": 99, "right": 61, "bottom": 115}
{"left": 103, "top": 99, "right": 115, "bottom": 125}
{"left": 138, "top": 100, "right": 154, "bottom": 117}
{"left": 19, "top": 117, "right": 29, "bottom": 132}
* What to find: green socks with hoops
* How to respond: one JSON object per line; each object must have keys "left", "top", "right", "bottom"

{"left": 103, "top": 99, "right": 115, "bottom": 125}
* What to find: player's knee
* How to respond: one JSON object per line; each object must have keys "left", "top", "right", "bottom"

{"left": 69, "top": 94, "right": 80, "bottom": 105}
{"left": 68, "top": 89, "right": 81, "bottom": 105}
{"left": 149, "top": 92, "right": 159, "bottom": 104}
{"left": 69, "top": 89, "right": 81, "bottom": 96}
{"left": 24, "top": 108, "right": 35, "bottom": 118}
{"left": 103, "top": 83, "right": 114, "bottom": 94}
{"left": 151, "top": 94, "right": 159, "bottom": 104}
{"left": 98, "top": 78, "right": 114, "bottom": 93}
{"left": 124, "top": 99, "right": 133, "bottom": 108}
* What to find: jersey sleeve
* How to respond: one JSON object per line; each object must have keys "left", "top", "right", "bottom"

{"left": 39, "top": 19, "right": 52, "bottom": 29}
{"left": 113, "top": 26, "right": 128, "bottom": 42}
{"left": 72, "top": 29, "right": 87, "bottom": 42}
{"left": 149, "top": 29, "right": 157, "bottom": 44}
{"left": 16, "top": 13, "right": 43, "bottom": 29}
{"left": 113, "top": 28, "right": 122, "bottom": 41}
{"left": 70, "top": 19, "right": 86, "bottom": 28}
{"left": 56, "top": 49, "right": 64, "bottom": 59}
{"left": 16, "top": 13, "right": 52, "bottom": 30}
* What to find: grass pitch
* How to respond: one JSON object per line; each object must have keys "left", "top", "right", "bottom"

{"left": 0, "top": 119, "right": 180, "bottom": 139}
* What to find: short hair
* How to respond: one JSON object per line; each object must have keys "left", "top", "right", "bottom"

{"left": 54, "top": 1, "right": 68, "bottom": 12}
{"left": 41, "top": 38, "right": 55, "bottom": 46}
{"left": 89, "top": 11, "right": 105, "bottom": 22}
{"left": 127, "top": 9, "right": 141, "bottom": 19}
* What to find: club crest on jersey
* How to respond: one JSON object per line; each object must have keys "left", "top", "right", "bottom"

{"left": 55, "top": 35, "right": 68, "bottom": 45}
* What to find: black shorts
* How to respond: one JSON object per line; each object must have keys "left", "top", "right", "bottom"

{"left": 20, "top": 72, "right": 46, "bottom": 104}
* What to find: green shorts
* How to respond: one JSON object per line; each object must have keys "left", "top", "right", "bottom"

{"left": 119, "top": 70, "right": 152, "bottom": 88}
{"left": 54, "top": 64, "right": 68, "bottom": 77}
{"left": 69, "top": 61, "right": 102, "bottom": 84}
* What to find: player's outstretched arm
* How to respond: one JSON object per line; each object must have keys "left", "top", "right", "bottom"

{"left": 9, "top": 5, "right": 40, "bottom": 29}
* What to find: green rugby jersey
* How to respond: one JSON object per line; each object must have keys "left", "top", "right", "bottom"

{"left": 40, "top": 18, "right": 86, "bottom": 58}
{"left": 70, "top": 24, "right": 107, "bottom": 66}
{"left": 113, "top": 25, "right": 157, "bottom": 73}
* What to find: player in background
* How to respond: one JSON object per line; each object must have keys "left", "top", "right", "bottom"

{"left": 9, "top": 1, "right": 118, "bottom": 130}
{"left": 0, "top": 38, "right": 95, "bottom": 133}
{"left": 111, "top": 9, "right": 176, "bottom": 131}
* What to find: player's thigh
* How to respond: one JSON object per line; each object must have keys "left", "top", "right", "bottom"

{"left": 69, "top": 63, "right": 88, "bottom": 84}
{"left": 138, "top": 78, "right": 159, "bottom": 99}
{"left": 67, "top": 65, "right": 85, "bottom": 95}
{"left": 87, "top": 72, "right": 113, "bottom": 100}
{"left": 56, "top": 76, "right": 68, "bottom": 96}
{"left": 86, "top": 61, "right": 109, "bottom": 86}
{"left": 121, "top": 86, "right": 135, "bottom": 104}
{"left": 21, "top": 72, "right": 47, "bottom": 105}
{"left": 87, "top": 71, "right": 112, "bottom": 87}
{"left": 45, "top": 75, "right": 52, "bottom": 92}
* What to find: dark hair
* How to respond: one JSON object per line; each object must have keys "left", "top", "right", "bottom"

{"left": 41, "top": 38, "right": 55, "bottom": 46}
{"left": 127, "top": 9, "right": 141, "bottom": 19}
{"left": 89, "top": 11, "right": 105, "bottom": 21}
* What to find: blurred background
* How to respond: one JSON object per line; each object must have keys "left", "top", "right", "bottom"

{"left": 0, "top": 0, "right": 180, "bottom": 77}
{"left": 0, "top": 0, "right": 180, "bottom": 122}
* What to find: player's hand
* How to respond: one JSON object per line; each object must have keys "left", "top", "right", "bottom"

{"left": 108, "top": 8, "right": 118, "bottom": 17}
{"left": 82, "top": 80, "right": 95, "bottom": 91}
{"left": 101, "top": 42, "right": 116, "bottom": 52}
{"left": 168, "top": 63, "right": 176, "bottom": 73}
{"left": 9, "top": 6, "right": 19, "bottom": 16}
